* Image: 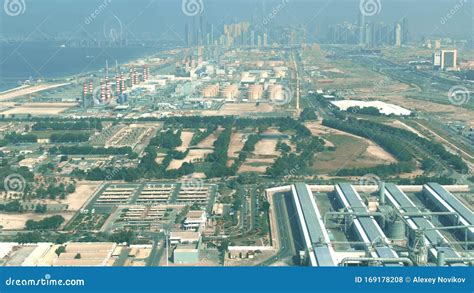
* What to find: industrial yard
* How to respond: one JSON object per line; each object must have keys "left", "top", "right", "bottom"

{"left": 266, "top": 183, "right": 473, "bottom": 267}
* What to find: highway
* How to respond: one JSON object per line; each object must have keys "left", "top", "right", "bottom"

{"left": 258, "top": 193, "right": 295, "bottom": 266}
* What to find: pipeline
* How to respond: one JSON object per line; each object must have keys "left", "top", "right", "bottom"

{"left": 324, "top": 211, "right": 386, "bottom": 225}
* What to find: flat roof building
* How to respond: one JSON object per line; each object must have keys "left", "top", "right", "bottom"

{"left": 183, "top": 210, "right": 207, "bottom": 231}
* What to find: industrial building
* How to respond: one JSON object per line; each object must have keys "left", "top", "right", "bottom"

{"left": 183, "top": 210, "right": 207, "bottom": 231}
{"left": 271, "top": 183, "right": 473, "bottom": 267}
{"left": 171, "top": 232, "right": 202, "bottom": 265}
{"left": 334, "top": 183, "right": 400, "bottom": 265}
{"left": 290, "top": 183, "right": 336, "bottom": 266}
{"left": 423, "top": 183, "right": 473, "bottom": 244}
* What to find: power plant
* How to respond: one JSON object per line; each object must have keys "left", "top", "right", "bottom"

{"left": 80, "top": 60, "right": 150, "bottom": 109}
{"left": 267, "top": 182, "right": 473, "bottom": 267}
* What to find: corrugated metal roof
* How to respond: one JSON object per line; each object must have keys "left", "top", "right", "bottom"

{"left": 427, "top": 183, "right": 474, "bottom": 225}
{"left": 385, "top": 183, "right": 459, "bottom": 258}
{"left": 337, "top": 183, "right": 398, "bottom": 259}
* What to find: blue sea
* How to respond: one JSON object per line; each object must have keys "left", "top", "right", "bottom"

{"left": 0, "top": 41, "right": 162, "bottom": 92}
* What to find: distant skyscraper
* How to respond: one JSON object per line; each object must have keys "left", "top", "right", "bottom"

{"left": 401, "top": 17, "right": 409, "bottom": 45}
{"left": 394, "top": 23, "right": 402, "bottom": 47}
{"left": 358, "top": 12, "right": 366, "bottom": 45}
{"left": 440, "top": 49, "right": 458, "bottom": 71}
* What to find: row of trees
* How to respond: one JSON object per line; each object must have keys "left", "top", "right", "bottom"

{"left": 190, "top": 125, "right": 217, "bottom": 146}
{"left": 267, "top": 123, "right": 325, "bottom": 177}
{"left": 50, "top": 133, "right": 90, "bottom": 143}
{"left": 34, "top": 182, "right": 76, "bottom": 200}
{"left": 49, "top": 146, "right": 134, "bottom": 156}
{"left": 322, "top": 118, "right": 414, "bottom": 162}
{"left": 336, "top": 162, "right": 415, "bottom": 177}
{"left": 206, "top": 126, "right": 233, "bottom": 178}
{"left": 32, "top": 120, "right": 102, "bottom": 131}
{"left": 149, "top": 129, "right": 182, "bottom": 150}
{"left": 25, "top": 215, "right": 65, "bottom": 230}
{"left": 2, "top": 132, "right": 37, "bottom": 145}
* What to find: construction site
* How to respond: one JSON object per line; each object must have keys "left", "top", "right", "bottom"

{"left": 266, "top": 183, "right": 473, "bottom": 267}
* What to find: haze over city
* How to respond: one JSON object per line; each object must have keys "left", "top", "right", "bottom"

{"left": 0, "top": 0, "right": 472, "bottom": 275}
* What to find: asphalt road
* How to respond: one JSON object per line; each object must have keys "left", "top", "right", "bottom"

{"left": 258, "top": 193, "right": 295, "bottom": 266}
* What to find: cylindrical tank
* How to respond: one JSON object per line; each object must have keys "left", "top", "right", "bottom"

{"left": 437, "top": 250, "right": 446, "bottom": 266}
{"left": 387, "top": 219, "right": 406, "bottom": 241}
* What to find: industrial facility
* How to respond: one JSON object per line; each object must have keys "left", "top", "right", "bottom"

{"left": 267, "top": 183, "right": 473, "bottom": 267}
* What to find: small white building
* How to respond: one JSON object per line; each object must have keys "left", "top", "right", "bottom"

{"left": 183, "top": 210, "right": 207, "bottom": 231}
{"left": 169, "top": 231, "right": 201, "bottom": 245}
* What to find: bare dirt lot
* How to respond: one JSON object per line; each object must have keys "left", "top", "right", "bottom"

{"left": 0, "top": 181, "right": 100, "bottom": 230}
{"left": 238, "top": 139, "right": 280, "bottom": 173}
{"left": 196, "top": 129, "right": 221, "bottom": 149}
{"left": 176, "top": 131, "right": 194, "bottom": 152}
{"left": 0, "top": 106, "right": 70, "bottom": 116}
{"left": 0, "top": 83, "right": 70, "bottom": 101}
{"left": 168, "top": 149, "right": 213, "bottom": 170}
{"left": 253, "top": 139, "right": 280, "bottom": 157}
{"left": 228, "top": 132, "right": 246, "bottom": 159}
{"left": 305, "top": 122, "right": 397, "bottom": 174}
{"left": 202, "top": 103, "right": 275, "bottom": 116}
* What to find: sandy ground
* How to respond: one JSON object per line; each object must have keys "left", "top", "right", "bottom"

{"left": 196, "top": 129, "right": 221, "bottom": 149}
{"left": 305, "top": 121, "right": 396, "bottom": 162}
{"left": 201, "top": 103, "right": 275, "bottom": 116}
{"left": 168, "top": 149, "right": 213, "bottom": 170}
{"left": 238, "top": 139, "right": 280, "bottom": 173}
{"left": 0, "top": 213, "right": 72, "bottom": 230}
{"left": 366, "top": 145, "right": 397, "bottom": 163}
{"left": 227, "top": 132, "right": 246, "bottom": 158}
{"left": 0, "top": 83, "right": 70, "bottom": 101}
{"left": 253, "top": 139, "right": 280, "bottom": 157}
{"left": 0, "top": 182, "right": 100, "bottom": 230}
{"left": 155, "top": 154, "right": 167, "bottom": 165}
{"left": 176, "top": 131, "right": 194, "bottom": 152}
{"left": 0, "top": 107, "right": 70, "bottom": 116}
{"left": 238, "top": 165, "right": 268, "bottom": 173}
{"left": 53, "top": 181, "right": 100, "bottom": 211}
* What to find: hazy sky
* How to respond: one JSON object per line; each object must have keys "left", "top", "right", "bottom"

{"left": 0, "top": 0, "right": 472, "bottom": 40}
